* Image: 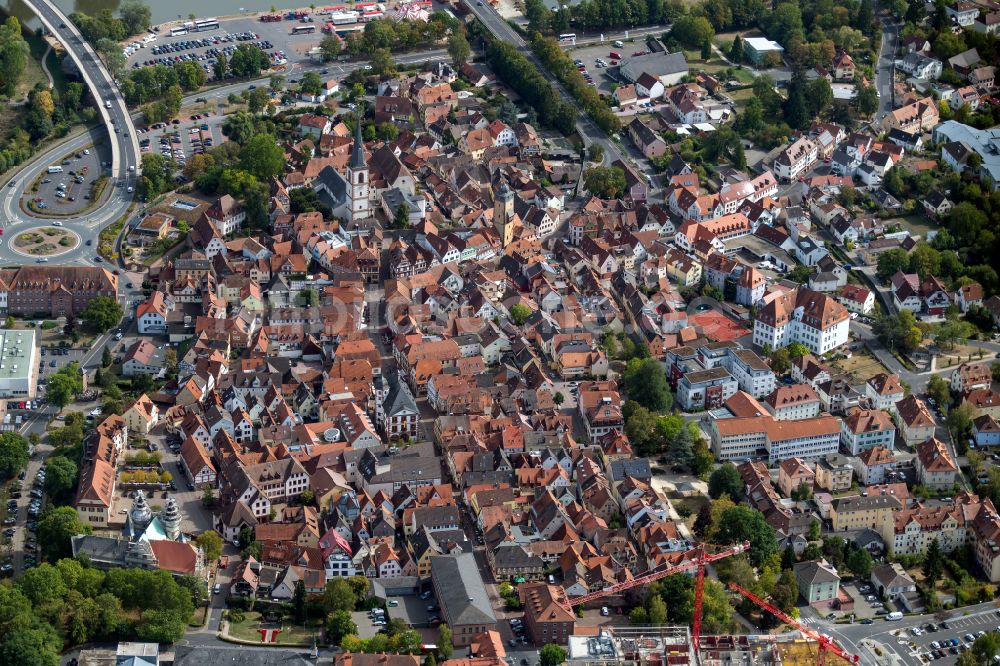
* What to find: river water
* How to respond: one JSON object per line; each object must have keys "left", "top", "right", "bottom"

{"left": 4, "top": 0, "right": 284, "bottom": 29}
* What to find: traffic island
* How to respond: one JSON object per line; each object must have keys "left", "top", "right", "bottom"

{"left": 11, "top": 227, "right": 80, "bottom": 257}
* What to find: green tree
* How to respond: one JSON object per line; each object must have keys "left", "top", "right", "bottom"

{"left": 770, "top": 348, "right": 791, "bottom": 374}
{"left": 708, "top": 463, "right": 742, "bottom": 500}
{"left": 857, "top": 83, "right": 878, "bottom": 116}
{"left": 214, "top": 52, "right": 228, "bottom": 80}
{"left": 648, "top": 594, "right": 668, "bottom": 624}
{"left": 118, "top": 0, "right": 151, "bottom": 34}
{"left": 959, "top": 632, "right": 1000, "bottom": 666}
{"left": 926, "top": 374, "right": 951, "bottom": 407}
{"left": 195, "top": 531, "right": 222, "bottom": 563}
{"left": 787, "top": 265, "right": 813, "bottom": 284}
{"left": 872, "top": 310, "right": 923, "bottom": 354}
{"left": 923, "top": 537, "right": 944, "bottom": 584}
{"left": 846, "top": 547, "right": 873, "bottom": 578}
{"left": 671, "top": 15, "right": 715, "bottom": 48}
{"left": 320, "top": 34, "right": 342, "bottom": 61}
{"left": 771, "top": 568, "right": 799, "bottom": 614}
{"left": 81, "top": 296, "right": 123, "bottom": 332}
{"left": 322, "top": 578, "right": 358, "bottom": 613}
{"left": 37, "top": 506, "right": 91, "bottom": 561}
{"left": 448, "top": 31, "right": 471, "bottom": 67}
{"left": 729, "top": 34, "right": 744, "bottom": 63}
{"left": 510, "top": 303, "right": 531, "bottom": 325}
{"left": 623, "top": 358, "right": 672, "bottom": 412}
{"left": 247, "top": 87, "right": 271, "bottom": 115}
{"left": 292, "top": 580, "right": 308, "bottom": 623}
{"left": 394, "top": 203, "right": 410, "bottom": 229}
{"left": 43, "top": 456, "right": 77, "bottom": 504}
{"left": 437, "top": 624, "right": 453, "bottom": 659}
{"left": 583, "top": 166, "right": 626, "bottom": 199}
{"left": 0, "top": 431, "right": 29, "bottom": 479}
{"left": 240, "top": 134, "right": 286, "bottom": 181}
{"left": 370, "top": 48, "right": 396, "bottom": 75}
{"left": 327, "top": 610, "right": 357, "bottom": 645}
{"left": 0, "top": 18, "right": 29, "bottom": 99}
{"left": 540, "top": 644, "right": 567, "bottom": 666}
{"left": 948, "top": 403, "right": 976, "bottom": 449}
{"left": 525, "top": 0, "right": 551, "bottom": 31}
{"left": 715, "top": 505, "right": 777, "bottom": 566}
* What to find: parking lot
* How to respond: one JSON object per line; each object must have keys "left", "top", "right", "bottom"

{"left": 138, "top": 113, "right": 228, "bottom": 171}
{"left": 125, "top": 14, "right": 332, "bottom": 78}
{"left": 23, "top": 144, "right": 111, "bottom": 215}
{"left": 566, "top": 42, "right": 635, "bottom": 96}
{"left": 897, "top": 609, "right": 1000, "bottom": 663}
{"left": 126, "top": 27, "right": 287, "bottom": 81}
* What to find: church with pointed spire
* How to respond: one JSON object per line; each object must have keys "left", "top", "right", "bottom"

{"left": 313, "top": 112, "right": 372, "bottom": 224}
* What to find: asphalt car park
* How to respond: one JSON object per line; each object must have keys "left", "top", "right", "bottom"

{"left": 138, "top": 115, "right": 227, "bottom": 170}
{"left": 24, "top": 144, "right": 111, "bottom": 216}
{"left": 566, "top": 43, "right": 647, "bottom": 95}
{"left": 125, "top": 15, "right": 327, "bottom": 76}
{"left": 127, "top": 28, "right": 286, "bottom": 82}
{"left": 36, "top": 344, "right": 86, "bottom": 383}
{"left": 902, "top": 610, "right": 1000, "bottom": 663}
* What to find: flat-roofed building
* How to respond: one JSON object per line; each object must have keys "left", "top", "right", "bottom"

{"left": 0, "top": 328, "right": 38, "bottom": 399}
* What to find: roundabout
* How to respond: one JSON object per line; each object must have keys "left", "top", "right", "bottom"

{"left": 10, "top": 226, "right": 81, "bottom": 259}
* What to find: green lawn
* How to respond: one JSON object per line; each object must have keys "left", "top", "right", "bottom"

{"left": 889, "top": 214, "right": 938, "bottom": 238}
{"left": 228, "top": 612, "right": 318, "bottom": 645}
{"left": 19, "top": 32, "right": 53, "bottom": 98}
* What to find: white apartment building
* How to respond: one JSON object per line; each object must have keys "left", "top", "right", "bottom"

{"left": 839, "top": 407, "right": 897, "bottom": 455}
{"left": 753, "top": 288, "right": 851, "bottom": 355}
{"left": 763, "top": 384, "right": 822, "bottom": 421}
{"left": 723, "top": 348, "right": 776, "bottom": 398}
{"left": 773, "top": 137, "right": 819, "bottom": 181}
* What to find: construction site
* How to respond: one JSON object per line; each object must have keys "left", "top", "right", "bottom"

{"left": 566, "top": 628, "right": 856, "bottom": 666}
{"left": 559, "top": 542, "right": 860, "bottom": 666}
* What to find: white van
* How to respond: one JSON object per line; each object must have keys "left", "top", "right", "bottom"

{"left": 886, "top": 612, "right": 903, "bottom": 621}
{"left": 105, "top": 100, "right": 112, "bottom": 109}
{"left": 47, "top": 166, "right": 63, "bottom": 173}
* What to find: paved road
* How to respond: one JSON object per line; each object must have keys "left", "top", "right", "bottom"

{"left": 462, "top": 0, "right": 625, "bottom": 169}
{"left": 0, "top": 0, "right": 140, "bottom": 265}
{"left": 875, "top": 17, "right": 898, "bottom": 121}
{"left": 0, "top": 127, "right": 133, "bottom": 266}
{"left": 815, "top": 600, "right": 1000, "bottom": 666}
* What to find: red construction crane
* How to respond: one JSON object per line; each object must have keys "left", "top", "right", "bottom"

{"left": 727, "top": 582, "right": 859, "bottom": 666}
{"left": 561, "top": 541, "right": 750, "bottom": 650}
